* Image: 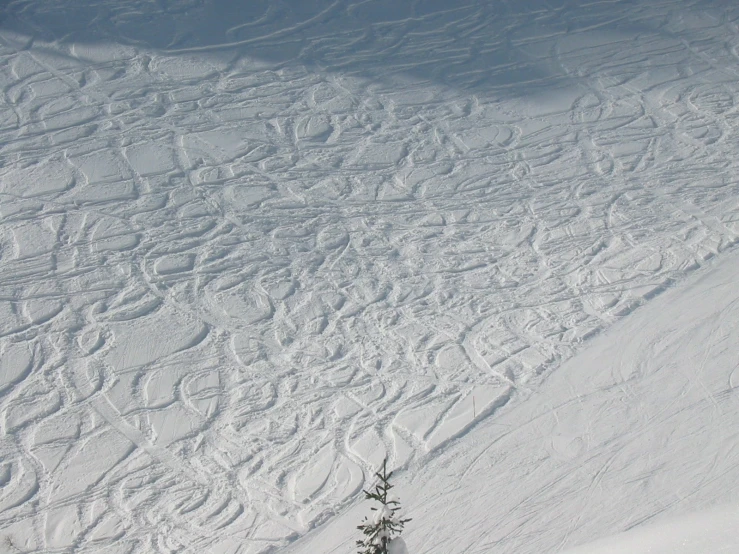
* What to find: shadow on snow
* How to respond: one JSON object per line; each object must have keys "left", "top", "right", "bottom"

{"left": 0, "top": 0, "right": 711, "bottom": 99}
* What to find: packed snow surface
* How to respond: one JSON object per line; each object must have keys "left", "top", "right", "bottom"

{"left": 288, "top": 245, "right": 739, "bottom": 553}
{"left": 0, "top": 1, "right": 738, "bottom": 553}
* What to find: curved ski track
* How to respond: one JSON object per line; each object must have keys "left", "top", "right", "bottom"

{"left": 0, "top": 1, "right": 738, "bottom": 552}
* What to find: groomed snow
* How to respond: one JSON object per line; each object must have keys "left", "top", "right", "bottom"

{"left": 0, "top": 1, "right": 738, "bottom": 553}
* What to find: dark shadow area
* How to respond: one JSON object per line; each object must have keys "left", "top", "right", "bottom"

{"left": 0, "top": 0, "right": 727, "bottom": 97}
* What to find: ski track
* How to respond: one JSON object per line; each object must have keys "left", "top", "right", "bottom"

{"left": 0, "top": 1, "right": 738, "bottom": 552}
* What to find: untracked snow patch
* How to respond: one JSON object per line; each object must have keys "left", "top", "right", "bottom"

{"left": 562, "top": 506, "right": 739, "bottom": 554}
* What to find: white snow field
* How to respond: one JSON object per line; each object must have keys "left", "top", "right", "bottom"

{"left": 0, "top": 1, "right": 738, "bottom": 553}
{"left": 288, "top": 245, "right": 739, "bottom": 553}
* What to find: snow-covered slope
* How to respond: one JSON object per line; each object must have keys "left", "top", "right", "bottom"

{"left": 0, "top": 1, "right": 738, "bottom": 553}
{"left": 562, "top": 505, "right": 739, "bottom": 554}
{"left": 288, "top": 242, "right": 739, "bottom": 553}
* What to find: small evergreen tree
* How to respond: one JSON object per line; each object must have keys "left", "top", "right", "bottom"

{"left": 356, "top": 458, "right": 411, "bottom": 554}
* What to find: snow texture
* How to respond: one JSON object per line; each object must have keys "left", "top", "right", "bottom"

{"left": 287, "top": 245, "right": 739, "bottom": 553}
{"left": 388, "top": 537, "right": 409, "bottom": 554}
{"left": 561, "top": 505, "right": 739, "bottom": 554}
{"left": 0, "top": 0, "right": 738, "bottom": 553}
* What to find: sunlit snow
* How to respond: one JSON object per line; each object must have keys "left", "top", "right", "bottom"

{"left": 0, "top": 1, "right": 738, "bottom": 553}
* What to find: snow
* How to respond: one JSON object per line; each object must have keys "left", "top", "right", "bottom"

{"left": 389, "top": 537, "right": 409, "bottom": 554}
{"left": 0, "top": 1, "right": 738, "bottom": 553}
{"left": 561, "top": 506, "right": 739, "bottom": 554}
{"left": 286, "top": 246, "right": 739, "bottom": 553}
